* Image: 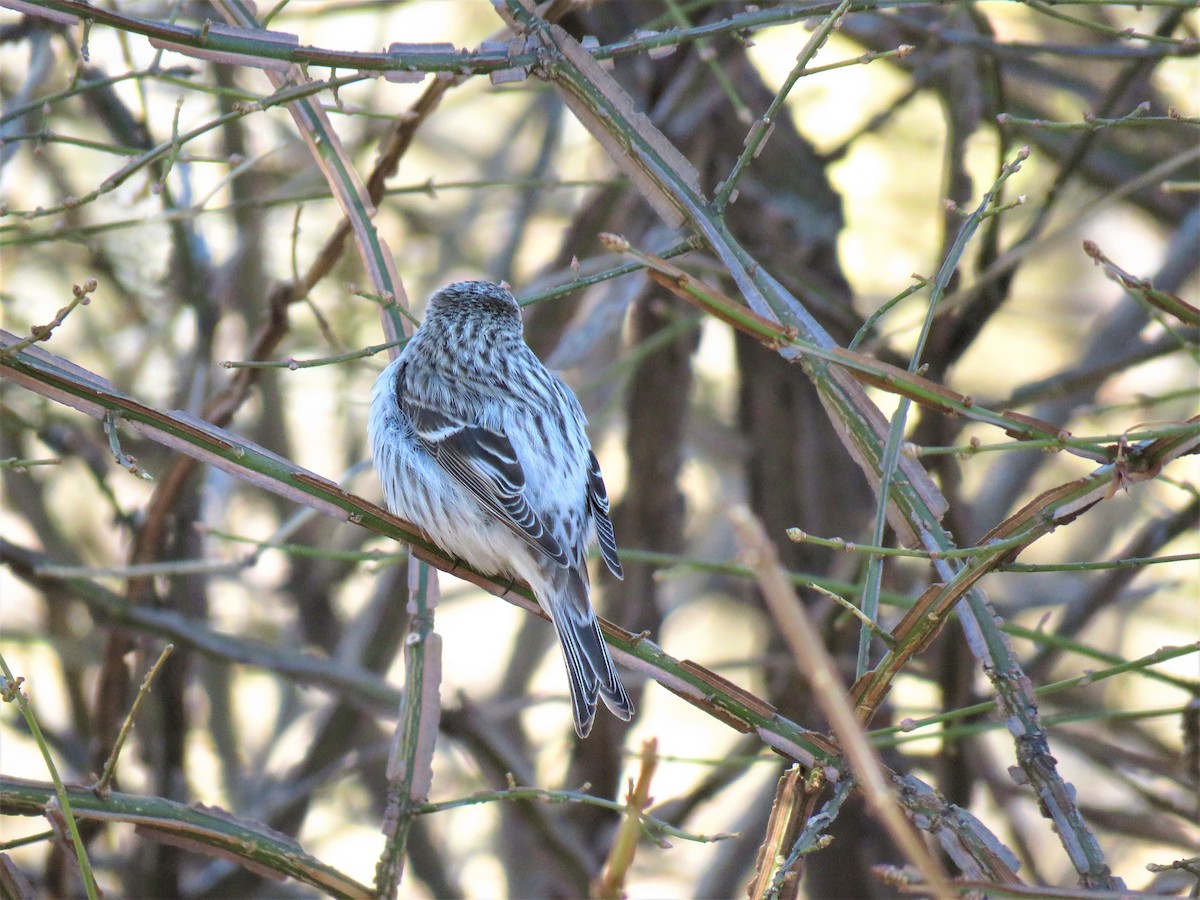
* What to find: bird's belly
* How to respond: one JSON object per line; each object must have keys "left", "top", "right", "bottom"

{"left": 380, "top": 444, "right": 525, "bottom": 578}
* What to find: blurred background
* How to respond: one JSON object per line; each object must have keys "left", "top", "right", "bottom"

{"left": 1, "top": 1, "right": 1197, "bottom": 896}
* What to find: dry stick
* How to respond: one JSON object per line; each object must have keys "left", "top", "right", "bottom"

{"left": 592, "top": 738, "right": 660, "bottom": 900}
{"left": 760, "top": 777, "right": 855, "bottom": 899}
{"left": 746, "top": 765, "right": 811, "bottom": 900}
{"left": 730, "top": 506, "right": 954, "bottom": 900}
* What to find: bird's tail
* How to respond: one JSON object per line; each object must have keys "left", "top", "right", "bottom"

{"left": 545, "top": 566, "right": 634, "bottom": 738}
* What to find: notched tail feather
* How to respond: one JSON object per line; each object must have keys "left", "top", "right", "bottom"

{"left": 550, "top": 567, "right": 634, "bottom": 738}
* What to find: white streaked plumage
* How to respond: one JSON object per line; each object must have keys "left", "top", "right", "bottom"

{"left": 368, "top": 281, "right": 632, "bottom": 737}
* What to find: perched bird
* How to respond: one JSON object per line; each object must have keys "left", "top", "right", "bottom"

{"left": 368, "top": 281, "right": 633, "bottom": 737}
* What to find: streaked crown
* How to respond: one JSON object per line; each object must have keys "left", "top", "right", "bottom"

{"left": 425, "top": 281, "right": 523, "bottom": 333}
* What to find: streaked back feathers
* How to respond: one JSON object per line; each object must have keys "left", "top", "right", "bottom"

{"left": 369, "top": 280, "right": 633, "bottom": 738}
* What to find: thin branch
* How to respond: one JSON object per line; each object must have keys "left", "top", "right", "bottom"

{"left": 0, "top": 776, "right": 372, "bottom": 898}
{"left": 0, "top": 657, "right": 99, "bottom": 900}
{"left": 731, "top": 506, "right": 955, "bottom": 900}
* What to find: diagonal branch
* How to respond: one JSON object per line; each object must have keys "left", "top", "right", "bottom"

{"left": 0, "top": 776, "right": 372, "bottom": 898}
{"left": 0, "top": 330, "right": 838, "bottom": 770}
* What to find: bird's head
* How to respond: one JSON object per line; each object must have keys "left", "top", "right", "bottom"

{"left": 425, "top": 281, "right": 523, "bottom": 335}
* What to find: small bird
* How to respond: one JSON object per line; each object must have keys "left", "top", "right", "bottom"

{"left": 368, "top": 281, "right": 633, "bottom": 738}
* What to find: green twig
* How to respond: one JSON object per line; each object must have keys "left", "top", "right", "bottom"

{"left": 0, "top": 828, "right": 57, "bottom": 852}
{"left": 0, "top": 775, "right": 371, "bottom": 897}
{"left": 856, "top": 146, "right": 1031, "bottom": 675}
{"left": 712, "top": 0, "right": 853, "bottom": 213}
{"left": 662, "top": 0, "right": 754, "bottom": 124}
{"left": 0, "top": 279, "right": 97, "bottom": 360}
{"left": 414, "top": 784, "right": 734, "bottom": 845}
{"left": 0, "top": 653, "right": 99, "bottom": 900}
{"left": 1000, "top": 552, "right": 1200, "bottom": 572}
{"left": 882, "top": 705, "right": 1191, "bottom": 751}
{"left": 910, "top": 421, "right": 1200, "bottom": 457}
{"left": 204, "top": 526, "right": 406, "bottom": 564}
{"left": 0, "top": 456, "right": 63, "bottom": 469}
{"left": 103, "top": 411, "right": 154, "bottom": 480}
{"left": 802, "top": 42, "right": 914, "bottom": 76}
{"left": 3, "top": 73, "right": 371, "bottom": 221}
{"left": 375, "top": 561, "right": 441, "bottom": 898}
{"left": 848, "top": 276, "right": 930, "bottom": 351}
{"left": 871, "top": 645, "right": 1200, "bottom": 743}
{"left": 35, "top": 558, "right": 246, "bottom": 579}
{"left": 0, "top": 178, "right": 623, "bottom": 248}
{"left": 1022, "top": 0, "right": 1187, "bottom": 45}
{"left": 810, "top": 584, "right": 897, "bottom": 650}
{"left": 220, "top": 338, "right": 405, "bottom": 370}
{"left": 786, "top": 521, "right": 1196, "bottom": 564}
{"left": 95, "top": 645, "right": 175, "bottom": 793}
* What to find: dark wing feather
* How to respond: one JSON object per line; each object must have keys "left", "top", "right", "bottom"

{"left": 404, "top": 399, "right": 568, "bottom": 567}
{"left": 586, "top": 450, "right": 623, "bottom": 579}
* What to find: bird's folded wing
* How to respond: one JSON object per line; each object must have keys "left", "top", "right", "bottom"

{"left": 405, "top": 400, "right": 569, "bottom": 567}
{"left": 586, "top": 450, "right": 623, "bottom": 580}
